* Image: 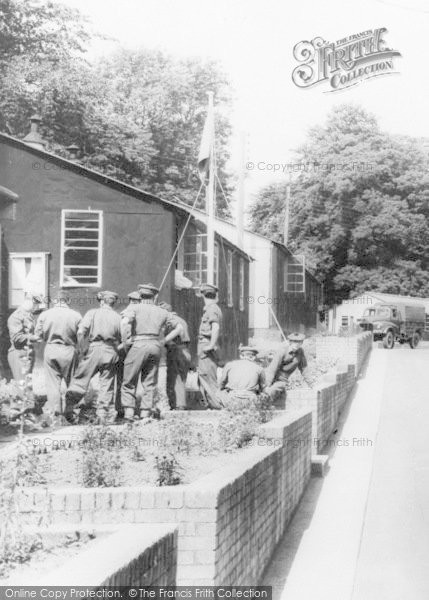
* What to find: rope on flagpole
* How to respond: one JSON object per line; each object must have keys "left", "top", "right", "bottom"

{"left": 158, "top": 182, "right": 205, "bottom": 293}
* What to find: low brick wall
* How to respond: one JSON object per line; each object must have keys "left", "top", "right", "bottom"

{"left": 8, "top": 525, "right": 177, "bottom": 586}
{"left": 15, "top": 410, "right": 312, "bottom": 585}
{"left": 288, "top": 363, "right": 356, "bottom": 454}
{"left": 315, "top": 332, "right": 373, "bottom": 375}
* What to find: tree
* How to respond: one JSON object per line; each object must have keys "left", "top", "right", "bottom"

{"left": 248, "top": 104, "right": 429, "bottom": 303}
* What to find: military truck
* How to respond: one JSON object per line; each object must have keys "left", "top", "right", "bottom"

{"left": 358, "top": 302, "right": 425, "bottom": 349}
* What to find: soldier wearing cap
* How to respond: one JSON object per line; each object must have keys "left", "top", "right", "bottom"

{"left": 34, "top": 291, "right": 81, "bottom": 415}
{"left": 197, "top": 283, "right": 223, "bottom": 409}
{"left": 115, "top": 291, "right": 142, "bottom": 417}
{"left": 265, "top": 333, "right": 308, "bottom": 402}
{"left": 159, "top": 302, "right": 191, "bottom": 411}
{"left": 65, "top": 290, "right": 122, "bottom": 423}
{"left": 120, "top": 283, "right": 183, "bottom": 422}
{"left": 218, "top": 345, "right": 266, "bottom": 404}
{"left": 7, "top": 292, "right": 42, "bottom": 381}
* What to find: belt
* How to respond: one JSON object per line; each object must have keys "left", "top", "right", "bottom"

{"left": 133, "top": 334, "right": 160, "bottom": 341}
{"left": 89, "top": 341, "right": 118, "bottom": 348}
{"left": 46, "top": 342, "right": 75, "bottom": 346}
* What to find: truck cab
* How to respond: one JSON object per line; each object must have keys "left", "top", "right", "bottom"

{"left": 358, "top": 302, "right": 424, "bottom": 349}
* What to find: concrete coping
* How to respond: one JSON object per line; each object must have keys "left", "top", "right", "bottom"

{"left": 12, "top": 523, "right": 177, "bottom": 586}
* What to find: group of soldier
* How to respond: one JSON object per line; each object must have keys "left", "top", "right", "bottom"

{"left": 7, "top": 281, "right": 308, "bottom": 426}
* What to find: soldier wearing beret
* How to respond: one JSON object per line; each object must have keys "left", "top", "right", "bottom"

{"left": 159, "top": 302, "right": 191, "bottom": 411}
{"left": 7, "top": 292, "right": 42, "bottom": 381}
{"left": 34, "top": 290, "right": 81, "bottom": 416}
{"left": 218, "top": 345, "right": 266, "bottom": 404}
{"left": 197, "top": 283, "right": 223, "bottom": 409}
{"left": 120, "top": 283, "right": 183, "bottom": 422}
{"left": 65, "top": 290, "right": 122, "bottom": 424}
{"left": 265, "top": 332, "right": 308, "bottom": 402}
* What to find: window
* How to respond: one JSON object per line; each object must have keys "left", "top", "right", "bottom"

{"left": 183, "top": 230, "right": 219, "bottom": 287}
{"left": 341, "top": 316, "right": 349, "bottom": 327}
{"left": 60, "top": 210, "right": 102, "bottom": 287}
{"left": 226, "top": 250, "right": 233, "bottom": 306}
{"left": 425, "top": 314, "right": 429, "bottom": 332}
{"left": 239, "top": 258, "right": 245, "bottom": 311}
{"left": 9, "top": 252, "right": 49, "bottom": 308}
{"left": 284, "top": 254, "right": 306, "bottom": 293}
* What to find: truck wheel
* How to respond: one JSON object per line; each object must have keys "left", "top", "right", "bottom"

{"left": 383, "top": 331, "right": 395, "bottom": 349}
{"left": 409, "top": 333, "right": 420, "bottom": 349}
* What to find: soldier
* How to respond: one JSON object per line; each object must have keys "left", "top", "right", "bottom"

{"left": 34, "top": 291, "right": 81, "bottom": 416}
{"left": 120, "top": 283, "right": 182, "bottom": 422}
{"left": 65, "top": 290, "right": 122, "bottom": 424}
{"left": 7, "top": 293, "right": 42, "bottom": 381}
{"left": 197, "top": 283, "right": 223, "bottom": 409}
{"left": 115, "top": 291, "right": 141, "bottom": 418}
{"left": 218, "top": 345, "right": 266, "bottom": 404}
{"left": 159, "top": 302, "right": 191, "bottom": 411}
{"left": 265, "top": 333, "right": 309, "bottom": 402}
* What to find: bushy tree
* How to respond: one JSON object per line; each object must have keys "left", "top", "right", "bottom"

{"left": 248, "top": 104, "right": 429, "bottom": 303}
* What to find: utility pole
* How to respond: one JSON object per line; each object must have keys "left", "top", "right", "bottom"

{"left": 237, "top": 131, "right": 245, "bottom": 250}
{"left": 283, "top": 180, "right": 291, "bottom": 246}
{"left": 206, "top": 91, "right": 215, "bottom": 285}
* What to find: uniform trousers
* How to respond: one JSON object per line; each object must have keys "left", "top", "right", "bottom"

{"left": 166, "top": 343, "right": 191, "bottom": 409}
{"left": 43, "top": 344, "right": 76, "bottom": 414}
{"left": 67, "top": 342, "right": 119, "bottom": 416}
{"left": 121, "top": 339, "right": 161, "bottom": 413}
{"left": 265, "top": 380, "right": 287, "bottom": 405}
{"left": 8, "top": 347, "right": 35, "bottom": 381}
{"left": 197, "top": 339, "right": 222, "bottom": 409}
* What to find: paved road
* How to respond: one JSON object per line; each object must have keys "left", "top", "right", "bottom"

{"left": 262, "top": 342, "right": 429, "bottom": 600}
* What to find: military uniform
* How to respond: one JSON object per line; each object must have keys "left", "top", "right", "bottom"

{"left": 116, "top": 292, "right": 141, "bottom": 416}
{"left": 121, "top": 285, "right": 180, "bottom": 418}
{"left": 66, "top": 293, "right": 122, "bottom": 419}
{"left": 164, "top": 310, "right": 191, "bottom": 410}
{"left": 265, "top": 333, "right": 307, "bottom": 401}
{"left": 219, "top": 347, "right": 266, "bottom": 404}
{"left": 35, "top": 301, "right": 81, "bottom": 414}
{"left": 7, "top": 307, "right": 37, "bottom": 380}
{"left": 197, "top": 284, "right": 223, "bottom": 409}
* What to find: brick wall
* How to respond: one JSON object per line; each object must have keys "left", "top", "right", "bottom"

{"left": 25, "top": 525, "right": 177, "bottom": 586}
{"left": 315, "top": 332, "right": 373, "bottom": 375}
{"left": 15, "top": 410, "right": 312, "bottom": 585}
{"left": 288, "top": 364, "right": 356, "bottom": 454}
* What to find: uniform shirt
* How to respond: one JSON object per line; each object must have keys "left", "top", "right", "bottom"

{"left": 79, "top": 305, "right": 122, "bottom": 345}
{"left": 199, "top": 303, "right": 222, "bottom": 340}
{"left": 7, "top": 308, "right": 35, "bottom": 350}
{"left": 265, "top": 345, "right": 307, "bottom": 386}
{"left": 122, "top": 302, "right": 179, "bottom": 339}
{"left": 220, "top": 359, "right": 266, "bottom": 393}
{"left": 35, "top": 305, "right": 81, "bottom": 345}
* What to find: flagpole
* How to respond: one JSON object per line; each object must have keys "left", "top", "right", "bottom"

{"left": 206, "top": 91, "right": 215, "bottom": 285}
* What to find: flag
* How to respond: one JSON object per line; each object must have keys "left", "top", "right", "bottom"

{"left": 197, "top": 97, "right": 214, "bottom": 181}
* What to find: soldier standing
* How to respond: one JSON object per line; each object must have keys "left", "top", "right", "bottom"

{"left": 265, "top": 333, "right": 309, "bottom": 402}
{"left": 159, "top": 302, "right": 191, "bottom": 411}
{"left": 7, "top": 293, "right": 42, "bottom": 381}
{"left": 197, "top": 283, "right": 223, "bottom": 409}
{"left": 116, "top": 291, "right": 141, "bottom": 418}
{"left": 219, "top": 345, "right": 266, "bottom": 404}
{"left": 120, "top": 284, "right": 182, "bottom": 422}
{"left": 65, "top": 291, "right": 122, "bottom": 424}
{"left": 34, "top": 291, "right": 81, "bottom": 416}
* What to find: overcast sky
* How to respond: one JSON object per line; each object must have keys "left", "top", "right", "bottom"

{"left": 62, "top": 0, "right": 429, "bottom": 206}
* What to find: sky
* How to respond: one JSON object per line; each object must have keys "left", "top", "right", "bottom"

{"left": 62, "top": 0, "right": 429, "bottom": 207}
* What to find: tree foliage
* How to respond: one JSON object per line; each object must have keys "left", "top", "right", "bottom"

{"left": 248, "top": 104, "right": 429, "bottom": 303}
{"left": 0, "top": 0, "right": 233, "bottom": 215}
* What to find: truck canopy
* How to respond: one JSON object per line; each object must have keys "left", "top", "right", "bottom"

{"left": 373, "top": 302, "right": 425, "bottom": 322}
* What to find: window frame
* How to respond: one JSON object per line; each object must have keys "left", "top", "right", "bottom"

{"left": 226, "top": 249, "right": 233, "bottom": 307}
{"left": 60, "top": 209, "right": 103, "bottom": 288}
{"left": 8, "top": 252, "right": 49, "bottom": 309}
{"left": 239, "top": 258, "right": 245, "bottom": 311}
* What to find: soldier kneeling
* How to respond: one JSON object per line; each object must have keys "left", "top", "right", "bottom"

{"left": 218, "top": 345, "right": 266, "bottom": 405}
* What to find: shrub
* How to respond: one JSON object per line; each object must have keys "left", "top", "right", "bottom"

{"left": 79, "top": 425, "right": 124, "bottom": 487}
{"left": 154, "top": 454, "right": 183, "bottom": 486}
